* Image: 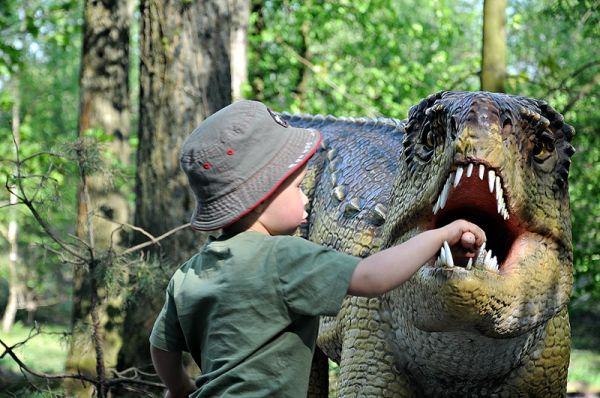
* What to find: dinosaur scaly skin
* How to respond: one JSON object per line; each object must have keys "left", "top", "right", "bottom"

{"left": 283, "top": 91, "right": 576, "bottom": 397}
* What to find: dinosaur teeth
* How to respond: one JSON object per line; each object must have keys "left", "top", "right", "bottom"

{"left": 466, "top": 163, "right": 474, "bottom": 178}
{"left": 435, "top": 178, "right": 452, "bottom": 213}
{"left": 488, "top": 170, "right": 496, "bottom": 193}
{"left": 443, "top": 241, "right": 454, "bottom": 267}
{"left": 433, "top": 242, "right": 500, "bottom": 273}
{"left": 431, "top": 163, "right": 510, "bottom": 220}
{"left": 453, "top": 167, "right": 463, "bottom": 187}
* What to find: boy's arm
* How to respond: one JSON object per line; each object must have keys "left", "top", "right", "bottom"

{"left": 348, "top": 219, "right": 486, "bottom": 297}
{"left": 150, "top": 345, "right": 196, "bottom": 398}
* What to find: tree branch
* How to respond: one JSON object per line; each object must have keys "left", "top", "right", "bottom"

{"left": 121, "top": 223, "right": 192, "bottom": 256}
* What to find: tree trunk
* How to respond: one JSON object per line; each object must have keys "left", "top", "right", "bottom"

{"left": 481, "top": 0, "right": 507, "bottom": 92}
{"left": 66, "top": 0, "right": 132, "bottom": 395}
{"left": 230, "top": 0, "right": 250, "bottom": 100}
{"left": 117, "top": 0, "right": 232, "bottom": 370}
{"left": 2, "top": 78, "right": 23, "bottom": 333}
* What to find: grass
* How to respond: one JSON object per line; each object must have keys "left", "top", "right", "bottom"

{"left": 0, "top": 322, "right": 68, "bottom": 397}
{"left": 1, "top": 313, "right": 599, "bottom": 396}
{"left": 0, "top": 322, "right": 69, "bottom": 374}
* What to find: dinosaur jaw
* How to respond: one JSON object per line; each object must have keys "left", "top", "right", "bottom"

{"left": 427, "top": 161, "right": 528, "bottom": 274}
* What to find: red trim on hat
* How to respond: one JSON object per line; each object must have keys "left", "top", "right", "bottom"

{"left": 220, "top": 132, "right": 323, "bottom": 229}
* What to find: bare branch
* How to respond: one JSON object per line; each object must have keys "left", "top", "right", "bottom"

{"left": 0, "top": 337, "right": 98, "bottom": 385}
{"left": 563, "top": 71, "right": 600, "bottom": 114}
{"left": 543, "top": 59, "right": 600, "bottom": 98}
{"left": 17, "top": 151, "right": 63, "bottom": 164}
{"left": 121, "top": 223, "right": 192, "bottom": 256}
{"left": 20, "top": 196, "right": 85, "bottom": 260}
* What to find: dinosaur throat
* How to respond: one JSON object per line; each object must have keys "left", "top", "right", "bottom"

{"left": 429, "top": 161, "right": 526, "bottom": 274}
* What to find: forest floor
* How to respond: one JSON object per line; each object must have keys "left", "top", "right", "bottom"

{"left": 0, "top": 306, "right": 599, "bottom": 397}
{"left": 567, "top": 305, "right": 600, "bottom": 397}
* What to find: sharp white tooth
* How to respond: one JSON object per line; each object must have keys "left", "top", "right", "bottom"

{"left": 466, "top": 163, "right": 474, "bottom": 177}
{"left": 495, "top": 176, "right": 502, "bottom": 198}
{"left": 488, "top": 170, "right": 496, "bottom": 192}
{"left": 443, "top": 241, "right": 454, "bottom": 267}
{"left": 453, "top": 167, "right": 464, "bottom": 187}
{"left": 433, "top": 196, "right": 440, "bottom": 214}
{"left": 440, "top": 247, "right": 446, "bottom": 265}
{"left": 479, "top": 164, "right": 485, "bottom": 180}
{"left": 439, "top": 179, "right": 451, "bottom": 209}
{"left": 485, "top": 256, "right": 498, "bottom": 272}
{"left": 466, "top": 257, "right": 473, "bottom": 270}
{"left": 475, "top": 245, "right": 486, "bottom": 267}
{"left": 484, "top": 249, "right": 492, "bottom": 265}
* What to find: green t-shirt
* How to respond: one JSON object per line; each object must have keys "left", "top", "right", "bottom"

{"left": 150, "top": 231, "right": 360, "bottom": 397}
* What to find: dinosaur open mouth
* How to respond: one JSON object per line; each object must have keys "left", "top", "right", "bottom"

{"left": 430, "top": 162, "right": 525, "bottom": 273}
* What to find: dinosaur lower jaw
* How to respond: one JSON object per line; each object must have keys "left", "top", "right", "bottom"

{"left": 425, "top": 231, "right": 541, "bottom": 275}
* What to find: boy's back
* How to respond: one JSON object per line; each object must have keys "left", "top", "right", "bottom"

{"left": 151, "top": 231, "right": 358, "bottom": 397}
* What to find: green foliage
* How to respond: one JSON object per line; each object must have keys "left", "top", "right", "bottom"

{"left": 508, "top": 0, "right": 600, "bottom": 303}
{"left": 249, "top": 0, "right": 481, "bottom": 118}
{"left": 0, "top": 0, "right": 82, "bottom": 324}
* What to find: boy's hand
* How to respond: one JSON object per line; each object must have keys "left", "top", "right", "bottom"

{"left": 442, "top": 220, "right": 486, "bottom": 257}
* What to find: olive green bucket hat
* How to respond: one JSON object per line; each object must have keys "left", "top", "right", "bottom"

{"left": 180, "top": 100, "right": 322, "bottom": 231}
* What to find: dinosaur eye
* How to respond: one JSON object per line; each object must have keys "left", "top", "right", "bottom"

{"left": 414, "top": 122, "right": 436, "bottom": 162}
{"left": 423, "top": 129, "right": 435, "bottom": 148}
{"left": 533, "top": 132, "right": 555, "bottom": 163}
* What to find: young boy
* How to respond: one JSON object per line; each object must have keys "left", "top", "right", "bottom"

{"left": 150, "top": 100, "right": 486, "bottom": 398}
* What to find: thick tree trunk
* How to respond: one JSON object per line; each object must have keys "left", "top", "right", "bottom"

{"left": 230, "top": 0, "right": 250, "bottom": 99}
{"left": 66, "top": 0, "right": 132, "bottom": 395}
{"left": 117, "top": 0, "right": 232, "bottom": 370}
{"left": 481, "top": 0, "right": 507, "bottom": 92}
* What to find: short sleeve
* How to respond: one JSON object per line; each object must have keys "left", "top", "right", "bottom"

{"left": 149, "top": 279, "right": 187, "bottom": 352}
{"left": 274, "top": 236, "right": 360, "bottom": 317}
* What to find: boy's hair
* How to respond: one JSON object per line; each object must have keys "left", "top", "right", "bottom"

{"left": 180, "top": 100, "right": 321, "bottom": 231}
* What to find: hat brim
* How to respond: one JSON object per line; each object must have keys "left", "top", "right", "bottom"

{"left": 190, "top": 127, "right": 322, "bottom": 231}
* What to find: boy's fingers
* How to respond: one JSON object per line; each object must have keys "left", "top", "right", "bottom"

{"left": 460, "top": 231, "right": 476, "bottom": 249}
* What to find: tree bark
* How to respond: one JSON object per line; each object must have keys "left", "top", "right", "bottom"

{"left": 66, "top": 0, "right": 132, "bottom": 395}
{"left": 230, "top": 0, "right": 250, "bottom": 100}
{"left": 481, "top": 0, "right": 507, "bottom": 92}
{"left": 117, "top": 0, "right": 232, "bottom": 370}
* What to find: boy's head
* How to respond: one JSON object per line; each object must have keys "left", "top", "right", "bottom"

{"left": 180, "top": 100, "right": 321, "bottom": 231}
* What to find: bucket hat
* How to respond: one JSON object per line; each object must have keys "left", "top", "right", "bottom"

{"left": 180, "top": 100, "right": 322, "bottom": 231}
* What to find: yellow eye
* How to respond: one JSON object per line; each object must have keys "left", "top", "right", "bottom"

{"left": 533, "top": 137, "right": 554, "bottom": 163}
{"left": 533, "top": 144, "right": 546, "bottom": 159}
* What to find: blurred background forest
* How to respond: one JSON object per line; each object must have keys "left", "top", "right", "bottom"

{"left": 0, "top": 0, "right": 599, "bottom": 396}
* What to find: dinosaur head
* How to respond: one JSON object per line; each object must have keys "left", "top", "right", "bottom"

{"left": 384, "top": 91, "right": 575, "bottom": 338}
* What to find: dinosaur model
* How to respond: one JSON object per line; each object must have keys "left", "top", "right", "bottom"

{"left": 282, "top": 91, "right": 576, "bottom": 397}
